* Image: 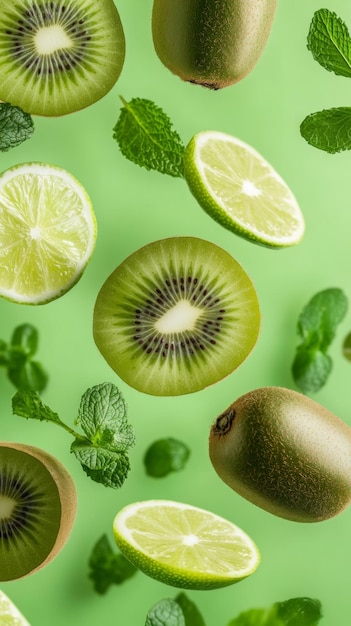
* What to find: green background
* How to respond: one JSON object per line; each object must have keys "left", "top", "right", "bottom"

{"left": 1, "top": 0, "right": 351, "bottom": 623}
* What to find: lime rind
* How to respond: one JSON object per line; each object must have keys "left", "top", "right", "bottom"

{"left": 113, "top": 499, "right": 260, "bottom": 590}
{"left": 184, "top": 131, "right": 305, "bottom": 249}
{"left": 0, "top": 162, "right": 96, "bottom": 304}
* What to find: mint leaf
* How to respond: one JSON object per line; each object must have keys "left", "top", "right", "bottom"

{"left": 275, "top": 597, "right": 323, "bottom": 625}
{"left": 73, "top": 383, "right": 135, "bottom": 488}
{"left": 174, "top": 593, "right": 206, "bottom": 626}
{"left": 88, "top": 534, "right": 137, "bottom": 594}
{"left": 300, "top": 107, "right": 351, "bottom": 153}
{"left": 76, "top": 382, "right": 135, "bottom": 451}
{"left": 10, "top": 323, "right": 38, "bottom": 357}
{"left": 113, "top": 97, "right": 185, "bottom": 177}
{"left": 8, "top": 360, "right": 48, "bottom": 393}
{"left": 0, "top": 102, "right": 34, "bottom": 152}
{"left": 12, "top": 390, "right": 62, "bottom": 424}
{"left": 144, "top": 438, "right": 190, "bottom": 477}
{"left": 292, "top": 287, "right": 348, "bottom": 393}
{"left": 145, "top": 598, "right": 185, "bottom": 626}
{"left": 71, "top": 441, "right": 131, "bottom": 489}
{"left": 307, "top": 9, "right": 351, "bottom": 78}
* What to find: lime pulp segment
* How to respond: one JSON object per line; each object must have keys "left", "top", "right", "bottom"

{"left": 184, "top": 131, "right": 305, "bottom": 248}
{"left": 0, "top": 162, "right": 96, "bottom": 304}
{"left": 113, "top": 499, "right": 260, "bottom": 590}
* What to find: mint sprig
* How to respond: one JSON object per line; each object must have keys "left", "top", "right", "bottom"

{"left": 88, "top": 534, "right": 137, "bottom": 594}
{"left": 0, "top": 324, "right": 48, "bottom": 392}
{"left": 301, "top": 10, "right": 351, "bottom": 152}
{"left": 12, "top": 382, "right": 136, "bottom": 489}
{"left": 113, "top": 97, "right": 185, "bottom": 177}
{"left": 0, "top": 102, "right": 34, "bottom": 152}
{"left": 292, "top": 288, "right": 348, "bottom": 393}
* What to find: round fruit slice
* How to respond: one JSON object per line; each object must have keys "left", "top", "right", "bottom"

{"left": 184, "top": 131, "right": 305, "bottom": 248}
{"left": 0, "top": 0, "right": 125, "bottom": 117}
{"left": 113, "top": 499, "right": 260, "bottom": 590}
{"left": 0, "top": 589, "right": 31, "bottom": 625}
{"left": 0, "top": 442, "right": 77, "bottom": 581}
{"left": 0, "top": 162, "right": 96, "bottom": 304}
{"left": 93, "top": 236, "right": 260, "bottom": 396}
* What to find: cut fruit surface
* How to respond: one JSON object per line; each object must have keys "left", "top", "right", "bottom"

{"left": 0, "top": 590, "right": 31, "bottom": 626}
{"left": 0, "top": 162, "right": 96, "bottom": 304}
{"left": 184, "top": 131, "right": 305, "bottom": 248}
{"left": 0, "top": 0, "right": 125, "bottom": 116}
{"left": 93, "top": 236, "right": 260, "bottom": 396}
{"left": 113, "top": 499, "right": 260, "bottom": 590}
{"left": 0, "top": 442, "right": 77, "bottom": 581}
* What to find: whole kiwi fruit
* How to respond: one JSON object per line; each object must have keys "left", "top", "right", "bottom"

{"left": 151, "top": 0, "right": 277, "bottom": 89}
{"left": 0, "top": 0, "right": 125, "bottom": 116}
{"left": 93, "top": 236, "right": 260, "bottom": 396}
{"left": 0, "top": 441, "right": 77, "bottom": 581}
{"left": 209, "top": 386, "right": 351, "bottom": 522}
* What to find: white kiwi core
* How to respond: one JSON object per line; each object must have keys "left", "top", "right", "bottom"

{"left": 35, "top": 25, "right": 73, "bottom": 55}
{"left": 0, "top": 495, "right": 16, "bottom": 519}
{"left": 156, "top": 300, "right": 201, "bottom": 333}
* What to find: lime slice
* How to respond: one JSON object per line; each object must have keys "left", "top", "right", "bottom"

{"left": 0, "top": 162, "right": 96, "bottom": 304}
{"left": 0, "top": 590, "right": 30, "bottom": 626}
{"left": 184, "top": 131, "right": 305, "bottom": 248}
{"left": 113, "top": 499, "right": 260, "bottom": 590}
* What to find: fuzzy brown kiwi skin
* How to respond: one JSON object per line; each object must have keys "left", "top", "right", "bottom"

{"left": 0, "top": 441, "right": 77, "bottom": 579}
{"left": 209, "top": 387, "right": 351, "bottom": 522}
{"left": 152, "top": 0, "right": 277, "bottom": 89}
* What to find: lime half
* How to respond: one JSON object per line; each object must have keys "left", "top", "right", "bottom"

{"left": 0, "top": 590, "right": 30, "bottom": 626}
{"left": 113, "top": 499, "right": 260, "bottom": 590}
{"left": 184, "top": 131, "right": 305, "bottom": 248}
{"left": 0, "top": 162, "right": 96, "bottom": 304}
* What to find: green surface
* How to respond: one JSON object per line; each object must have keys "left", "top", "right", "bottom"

{"left": 1, "top": 0, "right": 351, "bottom": 624}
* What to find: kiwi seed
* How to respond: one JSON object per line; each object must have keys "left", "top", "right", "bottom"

{"left": 93, "top": 236, "right": 260, "bottom": 396}
{"left": 0, "top": 441, "right": 77, "bottom": 581}
{"left": 0, "top": 0, "right": 125, "bottom": 116}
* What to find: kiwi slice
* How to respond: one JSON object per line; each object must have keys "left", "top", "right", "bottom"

{"left": 0, "top": 0, "right": 125, "bottom": 116}
{"left": 93, "top": 237, "right": 260, "bottom": 396}
{"left": 0, "top": 442, "right": 77, "bottom": 581}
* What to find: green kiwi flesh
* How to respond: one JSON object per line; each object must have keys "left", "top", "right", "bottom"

{"left": 93, "top": 237, "right": 260, "bottom": 396}
{"left": 0, "top": 442, "right": 77, "bottom": 581}
{"left": 0, "top": 0, "right": 125, "bottom": 116}
{"left": 209, "top": 386, "right": 351, "bottom": 522}
{"left": 152, "top": 0, "right": 277, "bottom": 89}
